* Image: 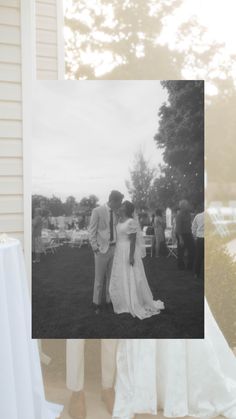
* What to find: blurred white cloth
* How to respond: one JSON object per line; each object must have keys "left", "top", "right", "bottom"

{"left": 0, "top": 238, "right": 63, "bottom": 419}
{"left": 113, "top": 299, "right": 236, "bottom": 419}
{"left": 66, "top": 339, "right": 118, "bottom": 391}
{"left": 71, "top": 230, "right": 89, "bottom": 243}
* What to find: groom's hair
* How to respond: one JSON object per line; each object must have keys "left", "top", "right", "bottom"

{"left": 108, "top": 190, "right": 124, "bottom": 203}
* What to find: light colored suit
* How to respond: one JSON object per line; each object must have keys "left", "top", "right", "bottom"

{"left": 88, "top": 204, "right": 117, "bottom": 304}
{"left": 89, "top": 204, "right": 116, "bottom": 253}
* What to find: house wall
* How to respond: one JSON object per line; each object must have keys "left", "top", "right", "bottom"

{"left": 0, "top": 0, "right": 24, "bottom": 242}
{"left": 36, "top": 0, "right": 64, "bottom": 80}
{"left": 0, "top": 0, "right": 64, "bottom": 246}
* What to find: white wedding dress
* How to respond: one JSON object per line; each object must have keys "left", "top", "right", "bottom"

{"left": 109, "top": 218, "right": 164, "bottom": 319}
{"left": 113, "top": 300, "right": 236, "bottom": 419}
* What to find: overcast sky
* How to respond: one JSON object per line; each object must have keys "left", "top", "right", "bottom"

{"left": 32, "top": 81, "right": 168, "bottom": 204}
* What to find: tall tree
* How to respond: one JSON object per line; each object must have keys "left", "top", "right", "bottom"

{"left": 77, "top": 195, "right": 99, "bottom": 215}
{"left": 126, "top": 151, "right": 155, "bottom": 211}
{"left": 149, "top": 166, "right": 180, "bottom": 210}
{"left": 149, "top": 165, "right": 201, "bottom": 210}
{"left": 63, "top": 196, "right": 78, "bottom": 216}
{"left": 154, "top": 80, "right": 204, "bottom": 208}
{"left": 48, "top": 196, "right": 64, "bottom": 217}
{"left": 32, "top": 195, "right": 50, "bottom": 215}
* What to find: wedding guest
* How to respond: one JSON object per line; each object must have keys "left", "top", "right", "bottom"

{"left": 146, "top": 214, "right": 155, "bottom": 235}
{"left": 175, "top": 199, "right": 195, "bottom": 270}
{"left": 151, "top": 213, "right": 155, "bottom": 226}
{"left": 192, "top": 205, "right": 204, "bottom": 279}
{"left": 145, "top": 217, "right": 155, "bottom": 256}
{"left": 39, "top": 198, "right": 50, "bottom": 216}
{"left": 32, "top": 208, "right": 43, "bottom": 263}
{"left": 171, "top": 207, "right": 179, "bottom": 244}
{"left": 39, "top": 199, "right": 50, "bottom": 228}
{"left": 66, "top": 339, "right": 117, "bottom": 419}
{"left": 154, "top": 209, "right": 166, "bottom": 257}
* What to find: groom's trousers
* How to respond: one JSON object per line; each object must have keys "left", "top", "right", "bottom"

{"left": 93, "top": 245, "right": 115, "bottom": 305}
{"left": 66, "top": 339, "right": 118, "bottom": 391}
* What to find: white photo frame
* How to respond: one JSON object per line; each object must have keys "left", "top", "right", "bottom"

{"left": 22, "top": 0, "right": 65, "bottom": 285}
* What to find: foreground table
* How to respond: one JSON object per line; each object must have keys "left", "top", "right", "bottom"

{"left": 0, "top": 237, "right": 63, "bottom": 419}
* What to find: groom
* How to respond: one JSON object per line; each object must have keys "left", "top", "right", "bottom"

{"left": 89, "top": 190, "right": 124, "bottom": 314}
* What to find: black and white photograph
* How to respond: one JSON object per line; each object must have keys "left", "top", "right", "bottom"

{"left": 32, "top": 80, "right": 204, "bottom": 339}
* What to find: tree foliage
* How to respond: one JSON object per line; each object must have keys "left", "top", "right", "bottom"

{"left": 64, "top": 196, "right": 78, "bottom": 216}
{"left": 126, "top": 151, "right": 155, "bottom": 212}
{"left": 205, "top": 84, "right": 236, "bottom": 185}
{"left": 64, "top": 0, "right": 180, "bottom": 79}
{"left": 149, "top": 166, "right": 183, "bottom": 210}
{"left": 153, "top": 80, "right": 204, "bottom": 208}
{"left": 76, "top": 195, "right": 99, "bottom": 215}
{"left": 64, "top": 1, "right": 236, "bottom": 86}
{"left": 32, "top": 194, "right": 99, "bottom": 217}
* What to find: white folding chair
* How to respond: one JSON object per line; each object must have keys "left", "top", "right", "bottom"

{"left": 44, "top": 238, "right": 60, "bottom": 254}
{"left": 51, "top": 238, "right": 61, "bottom": 251}
{"left": 144, "top": 235, "right": 154, "bottom": 257}
{"left": 166, "top": 236, "right": 177, "bottom": 259}
{"left": 44, "top": 240, "right": 55, "bottom": 254}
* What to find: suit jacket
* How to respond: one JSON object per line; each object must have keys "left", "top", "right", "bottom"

{"left": 88, "top": 204, "right": 117, "bottom": 254}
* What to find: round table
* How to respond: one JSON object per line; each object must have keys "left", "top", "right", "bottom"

{"left": 0, "top": 238, "right": 63, "bottom": 419}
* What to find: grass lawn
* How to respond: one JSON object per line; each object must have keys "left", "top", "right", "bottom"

{"left": 32, "top": 245, "right": 204, "bottom": 339}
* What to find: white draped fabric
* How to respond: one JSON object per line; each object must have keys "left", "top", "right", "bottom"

{"left": 113, "top": 300, "right": 236, "bottom": 419}
{"left": 0, "top": 238, "right": 63, "bottom": 419}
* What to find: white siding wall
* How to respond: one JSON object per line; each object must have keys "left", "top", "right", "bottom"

{"left": 0, "top": 0, "right": 24, "bottom": 243}
{"left": 0, "top": 0, "right": 63, "bottom": 246}
{"left": 36, "top": 0, "right": 61, "bottom": 80}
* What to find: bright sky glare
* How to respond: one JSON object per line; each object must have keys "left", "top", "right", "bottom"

{"left": 32, "top": 81, "right": 167, "bottom": 204}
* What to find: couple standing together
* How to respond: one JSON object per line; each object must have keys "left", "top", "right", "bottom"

{"left": 88, "top": 190, "right": 164, "bottom": 319}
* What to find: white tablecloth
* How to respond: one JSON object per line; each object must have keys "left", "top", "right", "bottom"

{"left": 71, "top": 230, "right": 89, "bottom": 242}
{"left": 0, "top": 238, "right": 63, "bottom": 419}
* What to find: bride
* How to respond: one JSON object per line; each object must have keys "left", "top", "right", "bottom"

{"left": 112, "top": 299, "right": 236, "bottom": 419}
{"left": 109, "top": 200, "right": 164, "bottom": 319}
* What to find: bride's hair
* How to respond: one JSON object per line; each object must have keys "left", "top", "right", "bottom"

{"left": 123, "top": 200, "right": 135, "bottom": 218}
